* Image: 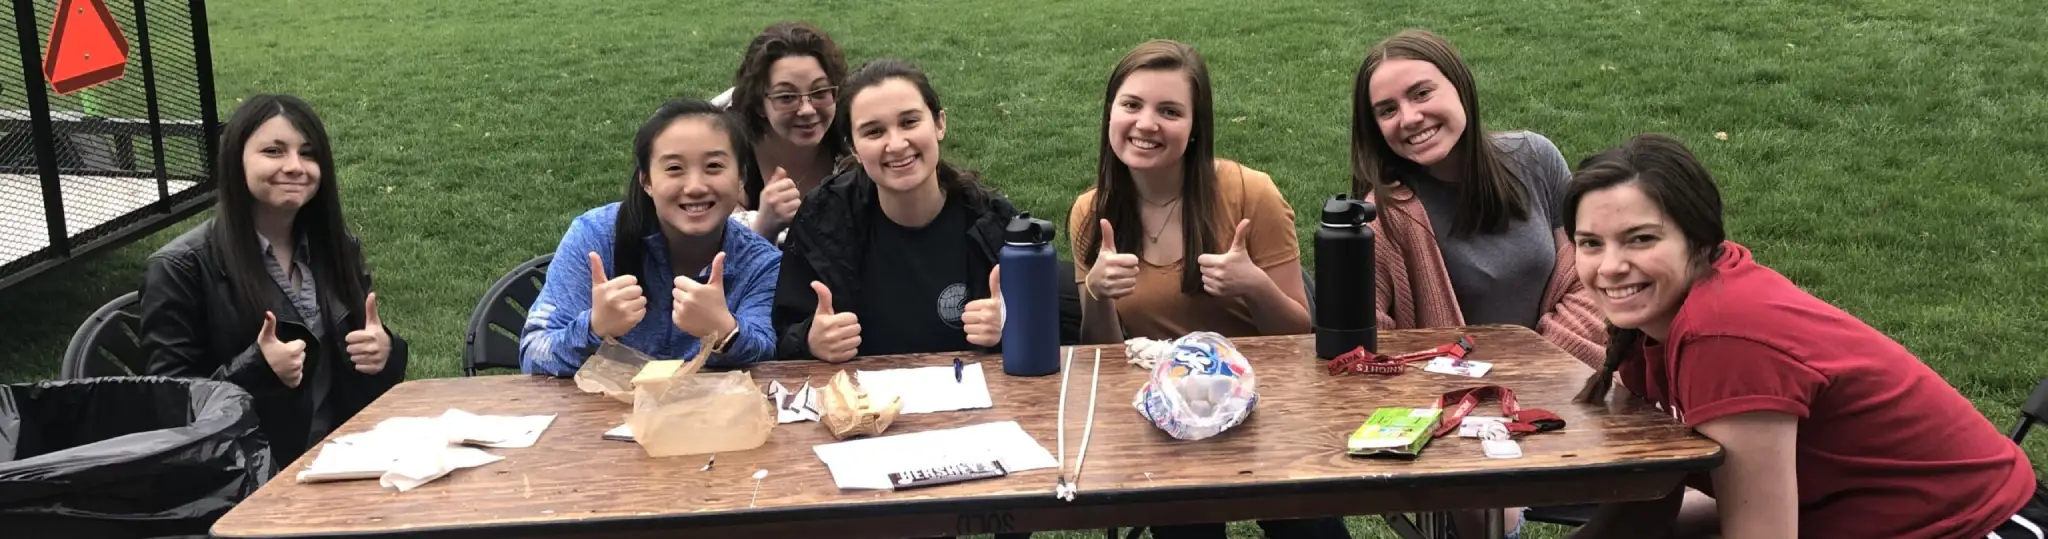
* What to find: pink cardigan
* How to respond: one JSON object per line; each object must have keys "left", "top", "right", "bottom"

{"left": 1366, "top": 184, "right": 1608, "bottom": 367}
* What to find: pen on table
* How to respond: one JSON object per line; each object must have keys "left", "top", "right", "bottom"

{"left": 954, "top": 358, "right": 964, "bottom": 383}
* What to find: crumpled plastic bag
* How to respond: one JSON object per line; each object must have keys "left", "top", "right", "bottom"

{"left": 621, "top": 343, "right": 774, "bottom": 458}
{"left": 1133, "top": 332, "right": 1258, "bottom": 441}
{"left": 819, "top": 370, "right": 902, "bottom": 440}
{"left": 574, "top": 339, "right": 653, "bottom": 404}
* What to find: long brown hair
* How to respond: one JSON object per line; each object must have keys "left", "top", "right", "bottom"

{"left": 1350, "top": 29, "right": 1529, "bottom": 237}
{"left": 731, "top": 21, "right": 850, "bottom": 207}
{"left": 209, "top": 94, "right": 367, "bottom": 321}
{"left": 833, "top": 59, "right": 992, "bottom": 208}
{"left": 1567, "top": 133, "right": 1728, "bottom": 403}
{"left": 1080, "top": 39, "right": 1220, "bottom": 294}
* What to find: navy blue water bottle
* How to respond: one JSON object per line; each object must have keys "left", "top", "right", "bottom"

{"left": 1315, "top": 195, "right": 1378, "bottom": 359}
{"left": 999, "top": 212, "right": 1060, "bottom": 376}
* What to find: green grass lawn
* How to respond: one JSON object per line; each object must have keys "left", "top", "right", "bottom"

{"left": 3, "top": 0, "right": 2044, "bottom": 536}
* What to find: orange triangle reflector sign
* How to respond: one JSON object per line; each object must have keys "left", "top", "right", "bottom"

{"left": 43, "top": 0, "right": 130, "bottom": 95}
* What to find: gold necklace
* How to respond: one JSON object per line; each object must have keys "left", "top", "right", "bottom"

{"left": 1146, "top": 198, "right": 1181, "bottom": 244}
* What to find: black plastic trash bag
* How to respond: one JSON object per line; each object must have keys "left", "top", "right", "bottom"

{"left": 0, "top": 376, "right": 273, "bottom": 538}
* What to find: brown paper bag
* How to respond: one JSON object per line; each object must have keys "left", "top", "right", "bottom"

{"left": 625, "top": 345, "right": 775, "bottom": 457}
{"left": 819, "top": 370, "right": 903, "bottom": 440}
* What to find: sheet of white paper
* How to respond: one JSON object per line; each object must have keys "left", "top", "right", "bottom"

{"left": 294, "top": 408, "right": 532, "bottom": 488}
{"left": 437, "top": 409, "right": 557, "bottom": 448}
{"left": 856, "top": 363, "right": 993, "bottom": 414}
{"left": 295, "top": 440, "right": 400, "bottom": 483}
{"left": 381, "top": 446, "right": 505, "bottom": 491}
{"left": 811, "top": 421, "right": 1056, "bottom": 490}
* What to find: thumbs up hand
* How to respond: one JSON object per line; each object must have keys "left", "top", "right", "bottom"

{"left": 344, "top": 292, "right": 392, "bottom": 374}
{"left": 672, "top": 252, "right": 737, "bottom": 339}
{"left": 753, "top": 167, "right": 803, "bottom": 237}
{"left": 588, "top": 251, "right": 647, "bottom": 339}
{"left": 257, "top": 311, "right": 307, "bottom": 388}
{"left": 963, "top": 266, "right": 1004, "bottom": 347}
{"left": 1086, "top": 219, "right": 1141, "bottom": 300}
{"left": 1197, "top": 219, "right": 1265, "bottom": 298}
{"left": 806, "top": 281, "right": 862, "bottom": 363}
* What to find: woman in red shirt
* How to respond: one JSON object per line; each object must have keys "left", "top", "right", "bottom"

{"left": 1563, "top": 133, "right": 2045, "bottom": 539}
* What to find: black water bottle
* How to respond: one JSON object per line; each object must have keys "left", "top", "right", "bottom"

{"left": 1314, "top": 194, "right": 1377, "bottom": 359}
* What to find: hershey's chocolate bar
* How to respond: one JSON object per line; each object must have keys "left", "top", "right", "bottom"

{"left": 887, "top": 460, "right": 1008, "bottom": 490}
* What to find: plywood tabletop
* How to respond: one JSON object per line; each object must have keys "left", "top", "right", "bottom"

{"left": 212, "top": 325, "right": 1720, "bottom": 538}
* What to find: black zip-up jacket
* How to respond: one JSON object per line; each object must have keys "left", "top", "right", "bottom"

{"left": 772, "top": 169, "right": 1080, "bottom": 360}
{"left": 140, "top": 220, "right": 409, "bottom": 464}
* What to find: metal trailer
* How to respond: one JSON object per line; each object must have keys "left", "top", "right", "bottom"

{"left": 0, "top": 0, "right": 217, "bottom": 291}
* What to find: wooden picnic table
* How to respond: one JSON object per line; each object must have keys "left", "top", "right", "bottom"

{"left": 210, "top": 325, "right": 1722, "bottom": 539}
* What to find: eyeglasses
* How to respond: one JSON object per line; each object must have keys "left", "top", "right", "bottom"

{"left": 765, "top": 86, "right": 837, "bottom": 111}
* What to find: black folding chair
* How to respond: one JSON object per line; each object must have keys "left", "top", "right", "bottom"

{"left": 59, "top": 291, "right": 147, "bottom": 379}
{"left": 463, "top": 253, "right": 552, "bottom": 376}
{"left": 1523, "top": 504, "right": 1599, "bottom": 528}
{"left": 2010, "top": 377, "right": 2048, "bottom": 443}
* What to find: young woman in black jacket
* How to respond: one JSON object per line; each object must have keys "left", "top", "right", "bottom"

{"left": 139, "top": 94, "right": 408, "bottom": 466}
{"left": 771, "top": 59, "right": 1081, "bottom": 362}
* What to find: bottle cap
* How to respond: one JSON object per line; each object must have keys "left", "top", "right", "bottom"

{"left": 1321, "top": 194, "right": 1377, "bottom": 228}
{"left": 1004, "top": 212, "right": 1055, "bottom": 246}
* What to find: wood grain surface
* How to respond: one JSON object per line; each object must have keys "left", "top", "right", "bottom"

{"left": 211, "top": 325, "right": 1721, "bottom": 538}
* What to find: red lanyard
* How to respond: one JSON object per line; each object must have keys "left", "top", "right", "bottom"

{"left": 1325, "top": 348, "right": 1425, "bottom": 375}
{"left": 1327, "top": 336, "right": 1475, "bottom": 376}
{"left": 1429, "top": 386, "right": 1565, "bottom": 438}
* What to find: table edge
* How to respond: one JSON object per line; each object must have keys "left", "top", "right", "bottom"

{"left": 212, "top": 448, "right": 1723, "bottom": 539}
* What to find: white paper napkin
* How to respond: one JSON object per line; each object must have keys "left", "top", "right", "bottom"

{"left": 295, "top": 408, "right": 548, "bottom": 490}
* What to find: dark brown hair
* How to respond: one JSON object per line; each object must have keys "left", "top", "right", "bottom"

{"left": 731, "top": 21, "right": 850, "bottom": 206}
{"left": 1079, "top": 39, "right": 1221, "bottom": 294}
{"left": 833, "top": 58, "right": 990, "bottom": 207}
{"left": 1567, "top": 133, "right": 1728, "bottom": 403}
{"left": 1350, "top": 29, "right": 1529, "bottom": 237}
{"left": 209, "top": 94, "right": 366, "bottom": 321}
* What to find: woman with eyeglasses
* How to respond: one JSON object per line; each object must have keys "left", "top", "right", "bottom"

{"left": 727, "top": 21, "right": 852, "bottom": 243}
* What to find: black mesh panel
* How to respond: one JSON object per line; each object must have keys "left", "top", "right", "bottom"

{"left": 0, "top": 0, "right": 215, "bottom": 284}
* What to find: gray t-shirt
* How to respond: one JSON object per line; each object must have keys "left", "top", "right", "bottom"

{"left": 1405, "top": 131, "right": 1570, "bottom": 329}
